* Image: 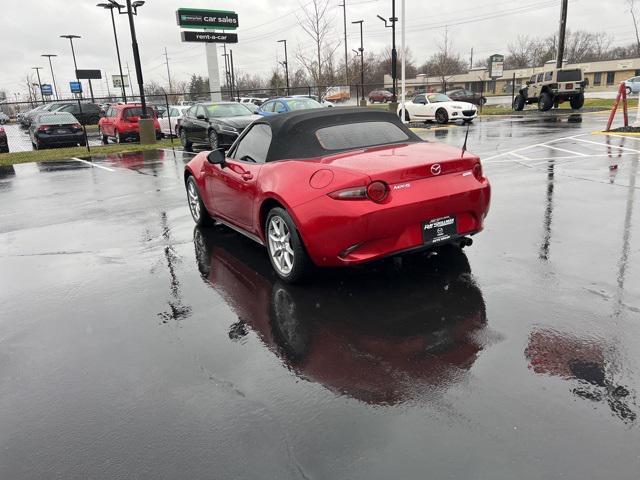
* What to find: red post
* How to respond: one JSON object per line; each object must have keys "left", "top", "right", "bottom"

{"left": 606, "top": 83, "right": 625, "bottom": 131}
{"left": 622, "top": 82, "right": 629, "bottom": 127}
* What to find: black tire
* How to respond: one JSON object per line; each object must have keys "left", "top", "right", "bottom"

{"left": 570, "top": 93, "right": 585, "bottom": 110}
{"left": 368, "top": 98, "right": 374, "bottom": 103}
{"left": 383, "top": 97, "right": 388, "bottom": 103}
{"left": 538, "top": 91, "right": 553, "bottom": 111}
{"left": 181, "top": 129, "right": 193, "bottom": 152}
{"left": 99, "top": 127, "right": 108, "bottom": 144}
{"left": 174, "top": 125, "right": 180, "bottom": 138}
{"left": 479, "top": 97, "right": 487, "bottom": 106}
{"left": 208, "top": 129, "right": 219, "bottom": 150}
{"left": 265, "top": 207, "right": 311, "bottom": 283}
{"left": 186, "top": 176, "right": 214, "bottom": 227}
{"left": 114, "top": 129, "right": 122, "bottom": 144}
{"left": 513, "top": 94, "right": 525, "bottom": 111}
{"left": 435, "top": 108, "right": 449, "bottom": 124}
{"left": 399, "top": 109, "right": 410, "bottom": 122}
{"left": 626, "top": 86, "right": 632, "bottom": 96}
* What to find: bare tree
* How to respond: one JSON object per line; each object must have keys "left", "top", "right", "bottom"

{"left": 423, "top": 29, "right": 466, "bottom": 89}
{"left": 629, "top": 0, "right": 640, "bottom": 56}
{"left": 295, "top": 0, "right": 336, "bottom": 87}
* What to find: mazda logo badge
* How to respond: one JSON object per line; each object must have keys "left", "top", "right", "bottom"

{"left": 431, "top": 164, "right": 442, "bottom": 175}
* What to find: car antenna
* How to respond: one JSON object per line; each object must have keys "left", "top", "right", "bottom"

{"left": 461, "top": 122, "right": 470, "bottom": 157}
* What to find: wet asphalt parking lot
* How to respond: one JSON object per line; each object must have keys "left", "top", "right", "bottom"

{"left": 1, "top": 112, "right": 639, "bottom": 479}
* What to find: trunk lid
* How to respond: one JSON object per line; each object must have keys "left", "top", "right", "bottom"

{"left": 318, "top": 142, "right": 479, "bottom": 184}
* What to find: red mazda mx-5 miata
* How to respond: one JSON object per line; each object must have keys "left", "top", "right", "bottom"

{"left": 184, "top": 108, "right": 491, "bottom": 282}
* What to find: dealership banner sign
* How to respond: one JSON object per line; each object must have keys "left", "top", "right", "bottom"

{"left": 176, "top": 9, "right": 238, "bottom": 30}
{"left": 41, "top": 84, "right": 53, "bottom": 96}
{"left": 181, "top": 31, "right": 238, "bottom": 43}
{"left": 488, "top": 54, "right": 504, "bottom": 79}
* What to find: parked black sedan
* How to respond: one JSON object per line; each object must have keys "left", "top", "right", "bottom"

{"left": 29, "top": 112, "right": 86, "bottom": 150}
{"left": 52, "top": 102, "right": 102, "bottom": 125}
{"left": 447, "top": 89, "right": 487, "bottom": 106}
{"left": 180, "top": 102, "right": 259, "bottom": 152}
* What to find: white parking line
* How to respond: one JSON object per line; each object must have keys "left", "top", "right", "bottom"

{"left": 537, "top": 144, "right": 588, "bottom": 156}
{"left": 71, "top": 157, "right": 115, "bottom": 172}
{"left": 570, "top": 137, "right": 640, "bottom": 153}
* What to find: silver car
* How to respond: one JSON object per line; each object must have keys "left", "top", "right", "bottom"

{"left": 623, "top": 76, "right": 640, "bottom": 95}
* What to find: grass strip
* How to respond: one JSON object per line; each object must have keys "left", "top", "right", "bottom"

{"left": 0, "top": 139, "right": 177, "bottom": 166}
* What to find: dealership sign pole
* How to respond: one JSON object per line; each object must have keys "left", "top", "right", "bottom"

{"left": 176, "top": 8, "right": 239, "bottom": 102}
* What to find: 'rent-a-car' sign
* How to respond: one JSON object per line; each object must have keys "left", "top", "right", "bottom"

{"left": 181, "top": 31, "right": 238, "bottom": 43}
{"left": 176, "top": 8, "right": 238, "bottom": 29}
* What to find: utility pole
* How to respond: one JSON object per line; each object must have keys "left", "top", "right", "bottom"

{"left": 556, "top": 0, "right": 568, "bottom": 69}
{"left": 164, "top": 47, "right": 173, "bottom": 93}
{"left": 222, "top": 45, "right": 231, "bottom": 100}
{"left": 278, "top": 39, "right": 290, "bottom": 95}
{"left": 41, "top": 54, "right": 59, "bottom": 100}
{"left": 32, "top": 67, "right": 44, "bottom": 103}
{"left": 229, "top": 49, "right": 237, "bottom": 101}
{"left": 339, "top": 1, "right": 348, "bottom": 86}
{"left": 352, "top": 20, "right": 364, "bottom": 106}
{"left": 470, "top": 47, "right": 474, "bottom": 69}
{"left": 377, "top": 0, "right": 398, "bottom": 104}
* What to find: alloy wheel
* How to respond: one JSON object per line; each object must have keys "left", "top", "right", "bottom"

{"left": 187, "top": 181, "right": 201, "bottom": 221}
{"left": 268, "top": 216, "right": 294, "bottom": 275}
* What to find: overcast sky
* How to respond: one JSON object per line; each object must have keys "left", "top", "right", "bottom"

{"left": 0, "top": 0, "right": 635, "bottom": 99}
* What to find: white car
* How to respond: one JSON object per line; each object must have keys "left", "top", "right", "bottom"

{"left": 0, "top": 112, "right": 9, "bottom": 124}
{"left": 398, "top": 93, "right": 477, "bottom": 124}
{"left": 158, "top": 105, "right": 190, "bottom": 137}
{"left": 239, "top": 97, "right": 265, "bottom": 106}
{"left": 623, "top": 76, "right": 640, "bottom": 95}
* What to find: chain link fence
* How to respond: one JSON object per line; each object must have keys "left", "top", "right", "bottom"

{"left": 0, "top": 82, "right": 400, "bottom": 155}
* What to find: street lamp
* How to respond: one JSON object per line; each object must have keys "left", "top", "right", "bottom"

{"left": 107, "top": 0, "right": 149, "bottom": 117}
{"left": 97, "top": 2, "right": 128, "bottom": 102}
{"left": 377, "top": 0, "right": 398, "bottom": 105}
{"left": 32, "top": 67, "right": 44, "bottom": 104}
{"left": 351, "top": 20, "right": 365, "bottom": 106}
{"left": 60, "top": 34, "right": 82, "bottom": 97}
{"left": 41, "top": 54, "right": 59, "bottom": 100}
{"left": 277, "top": 39, "right": 290, "bottom": 96}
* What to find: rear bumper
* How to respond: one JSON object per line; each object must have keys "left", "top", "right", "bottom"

{"left": 295, "top": 173, "right": 491, "bottom": 267}
{"left": 35, "top": 132, "right": 85, "bottom": 146}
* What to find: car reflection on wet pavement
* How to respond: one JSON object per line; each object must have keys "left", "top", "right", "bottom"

{"left": 194, "top": 227, "right": 491, "bottom": 406}
{"left": 1, "top": 113, "right": 639, "bottom": 479}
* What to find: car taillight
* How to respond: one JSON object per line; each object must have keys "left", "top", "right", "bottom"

{"left": 366, "top": 181, "right": 389, "bottom": 203}
{"left": 328, "top": 186, "right": 367, "bottom": 200}
{"left": 329, "top": 181, "right": 389, "bottom": 202}
{"left": 71, "top": 123, "right": 82, "bottom": 131}
{"left": 37, "top": 125, "right": 51, "bottom": 132}
{"left": 473, "top": 162, "right": 483, "bottom": 181}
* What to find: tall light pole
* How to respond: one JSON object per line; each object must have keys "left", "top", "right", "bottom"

{"left": 377, "top": 0, "right": 398, "bottom": 104}
{"left": 60, "top": 34, "right": 82, "bottom": 97}
{"left": 107, "top": 1, "right": 148, "bottom": 116}
{"left": 41, "top": 54, "right": 59, "bottom": 100}
{"left": 229, "top": 49, "right": 237, "bottom": 101}
{"left": 97, "top": 2, "right": 128, "bottom": 102}
{"left": 277, "top": 39, "right": 290, "bottom": 96}
{"left": 339, "top": 1, "right": 349, "bottom": 86}
{"left": 32, "top": 67, "right": 44, "bottom": 103}
{"left": 352, "top": 20, "right": 364, "bottom": 106}
{"left": 222, "top": 50, "right": 231, "bottom": 99}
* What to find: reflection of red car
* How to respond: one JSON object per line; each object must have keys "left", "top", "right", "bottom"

{"left": 194, "top": 228, "right": 488, "bottom": 405}
{"left": 184, "top": 108, "right": 491, "bottom": 282}
{"left": 98, "top": 104, "right": 161, "bottom": 144}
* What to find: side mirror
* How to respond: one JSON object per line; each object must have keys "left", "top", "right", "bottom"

{"left": 207, "top": 148, "right": 226, "bottom": 167}
{"left": 276, "top": 108, "right": 286, "bottom": 114}
{"left": 197, "top": 114, "right": 206, "bottom": 120}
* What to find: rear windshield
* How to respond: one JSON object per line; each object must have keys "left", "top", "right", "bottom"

{"left": 557, "top": 69, "right": 582, "bottom": 82}
{"left": 206, "top": 103, "right": 253, "bottom": 117}
{"left": 36, "top": 113, "right": 77, "bottom": 124}
{"left": 315, "top": 121, "right": 410, "bottom": 151}
{"left": 123, "top": 107, "right": 157, "bottom": 118}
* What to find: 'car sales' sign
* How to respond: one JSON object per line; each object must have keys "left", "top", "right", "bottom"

{"left": 176, "top": 9, "right": 238, "bottom": 30}
{"left": 181, "top": 31, "right": 238, "bottom": 43}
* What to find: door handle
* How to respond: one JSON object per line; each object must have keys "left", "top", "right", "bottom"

{"left": 241, "top": 172, "right": 253, "bottom": 181}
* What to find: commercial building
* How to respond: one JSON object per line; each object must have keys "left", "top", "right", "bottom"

{"left": 385, "top": 57, "right": 640, "bottom": 95}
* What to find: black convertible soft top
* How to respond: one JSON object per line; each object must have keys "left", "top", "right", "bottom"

{"left": 250, "top": 107, "right": 423, "bottom": 162}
